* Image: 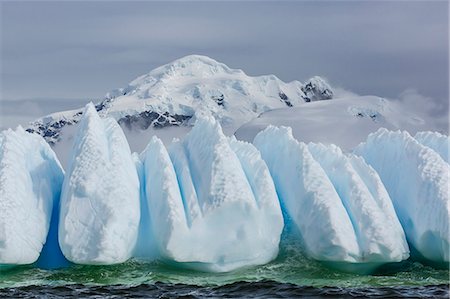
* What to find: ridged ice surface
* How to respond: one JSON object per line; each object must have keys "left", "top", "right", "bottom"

{"left": 59, "top": 103, "right": 140, "bottom": 265}
{"left": 0, "top": 127, "right": 64, "bottom": 265}
{"left": 355, "top": 129, "right": 449, "bottom": 264}
{"left": 253, "top": 126, "right": 409, "bottom": 268}
{"left": 140, "top": 116, "right": 284, "bottom": 272}
{"left": 414, "top": 131, "right": 449, "bottom": 163}
{"left": 308, "top": 143, "right": 409, "bottom": 262}
{"left": 254, "top": 126, "right": 359, "bottom": 262}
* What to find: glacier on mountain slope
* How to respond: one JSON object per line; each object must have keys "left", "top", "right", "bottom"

{"left": 414, "top": 131, "right": 449, "bottom": 163}
{"left": 355, "top": 129, "right": 450, "bottom": 265}
{"left": 253, "top": 126, "right": 409, "bottom": 272}
{"left": 103, "top": 55, "right": 326, "bottom": 127}
{"left": 0, "top": 127, "right": 65, "bottom": 267}
{"left": 140, "top": 115, "right": 284, "bottom": 272}
{"left": 59, "top": 103, "right": 140, "bottom": 265}
{"left": 236, "top": 96, "right": 443, "bottom": 151}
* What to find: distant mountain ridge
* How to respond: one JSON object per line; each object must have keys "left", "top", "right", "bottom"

{"left": 26, "top": 55, "right": 334, "bottom": 144}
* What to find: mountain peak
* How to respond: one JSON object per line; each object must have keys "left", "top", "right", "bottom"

{"left": 27, "top": 55, "right": 336, "bottom": 146}
{"left": 104, "top": 55, "right": 241, "bottom": 100}
{"left": 146, "top": 54, "right": 238, "bottom": 79}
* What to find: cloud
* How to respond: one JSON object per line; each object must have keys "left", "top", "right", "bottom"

{"left": 397, "top": 89, "right": 449, "bottom": 133}
{"left": 0, "top": 1, "right": 448, "bottom": 131}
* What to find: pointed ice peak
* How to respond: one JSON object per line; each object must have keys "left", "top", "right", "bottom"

{"left": 83, "top": 102, "right": 97, "bottom": 116}
{"left": 15, "top": 125, "right": 26, "bottom": 133}
{"left": 254, "top": 125, "right": 295, "bottom": 143}
{"left": 362, "top": 128, "right": 412, "bottom": 146}
{"left": 188, "top": 110, "right": 224, "bottom": 141}
{"left": 141, "top": 135, "right": 166, "bottom": 161}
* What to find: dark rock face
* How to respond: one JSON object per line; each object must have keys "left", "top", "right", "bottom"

{"left": 118, "top": 111, "right": 192, "bottom": 130}
{"left": 27, "top": 108, "right": 191, "bottom": 145}
{"left": 278, "top": 92, "right": 293, "bottom": 107}
{"left": 211, "top": 94, "right": 225, "bottom": 106}
{"left": 351, "top": 109, "right": 382, "bottom": 123}
{"left": 26, "top": 118, "right": 79, "bottom": 145}
{"left": 301, "top": 79, "right": 333, "bottom": 102}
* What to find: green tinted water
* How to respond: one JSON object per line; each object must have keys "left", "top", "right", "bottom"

{"left": 1, "top": 240, "right": 448, "bottom": 289}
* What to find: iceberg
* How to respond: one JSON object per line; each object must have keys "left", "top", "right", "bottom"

{"left": 308, "top": 143, "right": 409, "bottom": 263}
{"left": 140, "top": 116, "right": 283, "bottom": 272}
{"left": 414, "top": 131, "right": 449, "bottom": 163}
{"left": 254, "top": 126, "right": 359, "bottom": 262}
{"left": 253, "top": 126, "right": 409, "bottom": 272}
{"left": 58, "top": 103, "right": 140, "bottom": 265}
{"left": 0, "top": 127, "right": 64, "bottom": 267}
{"left": 355, "top": 129, "right": 449, "bottom": 265}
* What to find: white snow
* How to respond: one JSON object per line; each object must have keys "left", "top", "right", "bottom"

{"left": 355, "top": 129, "right": 450, "bottom": 264}
{"left": 140, "top": 115, "right": 283, "bottom": 272}
{"left": 253, "top": 126, "right": 409, "bottom": 271}
{"left": 58, "top": 103, "right": 140, "bottom": 265}
{"left": 236, "top": 95, "right": 443, "bottom": 151}
{"left": 0, "top": 127, "right": 64, "bottom": 266}
{"left": 104, "top": 55, "right": 309, "bottom": 131}
{"left": 414, "top": 131, "right": 449, "bottom": 163}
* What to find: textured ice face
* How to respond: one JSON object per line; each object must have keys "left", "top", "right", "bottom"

{"left": 355, "top": 129, "right": 450, "bottom": 265}
{"left": 307, "top": 143, "right": 409, "bottom": 262}
{"left": 58, "top": 103, "right": 140, "bottom": 265}
{"left": 414, "top": 131, "right": 449, "bottom": 163}
{"left": 0, "top": 127, "right": 64, "bottom": 266}
{"left": 253, "top": 126, "right": 409, "bottom": 271}
{"left": 139, "top": 115, "right": 284, "bottom": 272}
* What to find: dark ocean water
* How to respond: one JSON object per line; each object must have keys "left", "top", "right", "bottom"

{"left": 1, "top": 281, "right": 449, "bottom": 298}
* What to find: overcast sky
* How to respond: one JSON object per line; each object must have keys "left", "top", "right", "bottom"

{"left": 0, "top": 0, "right": 448, "bottom": 129}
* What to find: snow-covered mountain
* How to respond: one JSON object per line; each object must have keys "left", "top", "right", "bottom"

{"left": 26, "top": 55, "right": 333, "bottom": 146}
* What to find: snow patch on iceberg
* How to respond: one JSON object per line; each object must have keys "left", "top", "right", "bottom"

{"left": 0, "top": 127, "right": 64, "bottom": 266}
{"left": 59, "top": 103, "right": 140, "bottom": 265}
{"left": 355, "top": 129, "right": 450, "bottom": 264}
